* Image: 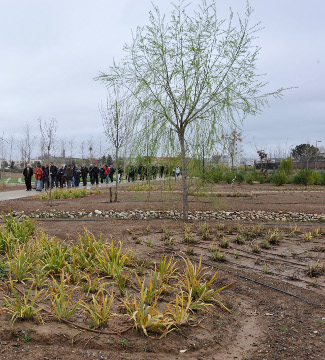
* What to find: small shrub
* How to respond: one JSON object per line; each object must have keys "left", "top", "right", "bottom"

{"left": 293, "top": 169, "right": 315, "bottom": 186}
{"left": 271, "top": 171, "right": 287, "bottom": 186}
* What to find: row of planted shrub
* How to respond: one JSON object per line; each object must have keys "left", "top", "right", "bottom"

{"left": 201, "top": 168, "right": 325, "bottom": 186}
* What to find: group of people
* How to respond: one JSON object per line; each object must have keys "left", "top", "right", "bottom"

{"left": 22, "top": 163, "right": 118, "bottom": 191}
{"left": 22, "top": 162, "right": 182, "bottom": 191}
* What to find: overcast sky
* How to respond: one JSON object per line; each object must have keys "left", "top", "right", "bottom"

{"left": 0, "top": 0, "right": 324, "bottom": 159}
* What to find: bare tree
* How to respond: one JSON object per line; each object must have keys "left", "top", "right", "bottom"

{"left": 100, "top": 84, "right": 132, "bottom": 201}
{"left": 39, "top": 118, "right": 57, "bottom": 206}
{"left": 80, "top": 141, "right": 85, "bottom": 161}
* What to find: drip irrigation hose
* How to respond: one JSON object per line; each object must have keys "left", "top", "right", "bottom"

{"left": 175, "top": 255, "right": 322, "bottom": 307}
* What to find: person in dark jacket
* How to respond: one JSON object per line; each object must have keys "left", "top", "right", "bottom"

{"left": 109, "top": 165, "right": 115, "bottom": 183}
{"left": 91, "top": 164, "right": 99, "bottom": 185}
{"left": 81, "top": 165, "right": 88, "bottom": 186}
{"left": 57, "top": 165, "right": 64, "bottom": 188}
{"left": 74, "top": 165, "right": 81, "bottom": 187}
{"left": 65, "top": 165, "right": 73, "bottom": 188}
{"left": 42, "top": 165, "right": 49, "bottom": 191}
{"left": 49, "top": 162, "right": 57, "bottom": 188}
{"left": 23, "top": 164, "right": 33, "bottom": 191}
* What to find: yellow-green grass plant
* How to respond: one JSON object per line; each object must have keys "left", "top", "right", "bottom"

{"left": 82, "top": 290, "right": 115, "bottom": 329}
{"left": 3, "top": 280, "right": 44, "bottom": 324}
{"left": 122, "top": 281, "right": 173, "bottom": 337}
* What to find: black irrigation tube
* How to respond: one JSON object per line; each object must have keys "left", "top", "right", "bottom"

{"left": 173, "top": 254, "right": 322, "bottom": 307}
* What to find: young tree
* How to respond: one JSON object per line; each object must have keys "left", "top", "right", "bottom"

{"left": 39, "top": 118, "right": 57, "bottom": 205}
{"left": 99, "top": 84, "right": 132, "bottom": 201}
{"left": 97, "top": 1, "right": 287, "bottom": 220}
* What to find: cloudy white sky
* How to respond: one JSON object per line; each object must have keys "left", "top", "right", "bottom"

{"left": 0, "top": 0, "right": 324, "bottom": 159}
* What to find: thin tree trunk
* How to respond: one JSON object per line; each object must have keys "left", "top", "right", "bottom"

{"left": 115, "top": 147, "right": 118, "bottom": 202}
{"left": 179, "top": 131, "right": 188, "bottom": 221}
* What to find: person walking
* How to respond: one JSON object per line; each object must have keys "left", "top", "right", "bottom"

{"left": 23, "top": 163, "right": 33, "bottom": 191}
{"left": 35, "top": 164, "right": 43, "bottom": 191}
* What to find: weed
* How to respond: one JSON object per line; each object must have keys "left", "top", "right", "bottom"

{"left": 121, "top": 338, "right": 128, "bottom": 347}
{"left": 18, "top": 330, "right": 31, "bottom": 346}
{"left": 233, "top": 251, "right": 239, "bottom": 259}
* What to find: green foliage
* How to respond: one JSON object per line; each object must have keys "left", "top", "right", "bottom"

{"left": 270, "top": 171, "right": 287, "bottom": 186}
{"left": 278, "top": 157, "right": 293, "bottom": 176}
{"left": 293, "top": 169, "right": 315, "bottom": 186}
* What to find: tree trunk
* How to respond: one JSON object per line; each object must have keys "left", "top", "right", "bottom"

{"left": 179, "top": 131, "right": 188, "bottom": 221}
{"left": 115, "top": 147, "right": 118, "bottom": 202}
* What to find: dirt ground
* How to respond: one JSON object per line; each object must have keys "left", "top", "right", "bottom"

{"left": 0, "top": 179, "right": 324, "bottom": 359}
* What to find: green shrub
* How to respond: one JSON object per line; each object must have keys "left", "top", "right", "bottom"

{"left": 224, "top": 172, "right": 235, "bottom": 184}
{"left": 270, "top": 171, "right": 287, "bottom": 186}
{"left": 319, "top": 172, "right": 325, "bottom": 185}
{"left": 293, "top": 169, "right": 315, "bottom": 186}
{"left": 235, "top": 172, "right": 245, "bottom": 184}
{"left": 278, "top": 157, "right": 293, "bottom": 176}
{"left": 245, "top": 173, "right": 255, "bottom": 185}
{"left": 205, "top": 168, "right": 224, "bottom": 183}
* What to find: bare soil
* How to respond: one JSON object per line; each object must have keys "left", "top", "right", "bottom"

{"left": 0, "top": 180, "right": 324, "bottom": 359}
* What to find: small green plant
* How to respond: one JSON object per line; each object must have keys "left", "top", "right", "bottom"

{"left": 252, "top": 243, "right": 261, "bottom": 254}
{"left": 303, "top": 231, "right": 313, "bottom": 241}
{"left": 306, "top": 260, "right": 325, "bottom": 277}
{"left": 147, "top": 238, "right": 153, "bottom": 248}
{"left": 157, "top": 255, "right": 177, "bottom": 285}
{"left": 166, "top": 289, "right": 194, "bottom": 326}
{"left": 266, "top": 228, "right": 283, "bottom": 245}
{"left": 220, "top": 237, "right": 230, "bottom": 249}
{"left": 80, "top": 274, "right": 105, "bottom": 295}
{"left": 313, "top": 228, "right": 323, "bottom": 238}
{"left": 3, "top": 281, "right": 44, "bottom": 324}
{"left": 186, "top": 245, "right": 194, "bottom": 256}
{"left": 121, "top": 338, "right": 128, "bottom": 347}
{"left": 233, "top": 251, "right": 239, "bottom": 259}
{"left": 49, "top": 274, "right": 83, "bottom": 320}
{"left": 82, "top": 290, "right": 115, "bottom": 329}
{"left": 144, "top": 225, "right": 151, "bottom": 235}
{"left": 211, "top": 248, "right": 226, "bottom": 262}
{"left": 261, "top": 239, "right": 271, "bottom": 250}
{"left": 18, "top": 330, "right": 31, "bottom": 346}
{"left": 289, "top": 225, "right": 301, "bottom": 236}
{"left": 181, "top": 257, "right": 230, "bottom": 309}
{"left": 122, "top": 283, "right": 173, "bottom": 337}
{"left": 234, "top": 234, "right": 245, "bottom": 245}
